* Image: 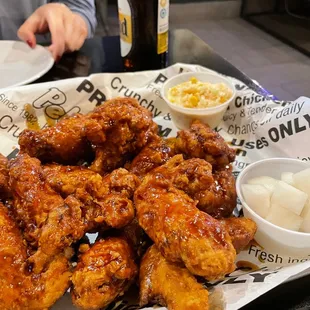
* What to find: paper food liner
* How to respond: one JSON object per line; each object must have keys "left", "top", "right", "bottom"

{"left": 1, "top": 63, "right": 310, "bottom": 310}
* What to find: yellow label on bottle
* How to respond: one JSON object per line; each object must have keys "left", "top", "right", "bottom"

{"left": 119, "top": 12, "right": 132, "bottom": 44}
{"left": 118, "top": 0, "right": 132, "bottom": 57}
{"left": 157, "top": 0, "right": 169, "bottom": 54}
{"left": 158, "top": 32, "right": 168, "bottom": 54}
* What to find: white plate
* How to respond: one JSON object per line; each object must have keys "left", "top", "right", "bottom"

{"left": 0, "top": 40, "right": 54, "bottom": 89}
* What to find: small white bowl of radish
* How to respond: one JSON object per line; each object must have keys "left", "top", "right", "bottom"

{"left": 236, "top": 158, "right": 310, "bottom": 256}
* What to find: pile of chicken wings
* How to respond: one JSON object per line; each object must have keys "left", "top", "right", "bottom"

{"left": 0, "top": 98, "right": 256, "bottom": 310}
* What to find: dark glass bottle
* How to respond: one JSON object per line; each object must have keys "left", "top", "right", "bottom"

{"left": 117, "top": 0, "right": 169, "bottom": 71}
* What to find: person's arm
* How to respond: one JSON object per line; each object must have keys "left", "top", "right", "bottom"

{"left": 52, "top": 0, "right": 97, "bottom": 38}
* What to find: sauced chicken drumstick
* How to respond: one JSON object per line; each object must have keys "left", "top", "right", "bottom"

{"left": 8, "top": 153, "right": 138, "bottom": 273}
{"left": 139, "top": 245, "right": 209, "bottom": 310}
{"left": 130, "top": 136, "right": 176, "bottom": 178}
{"left": 130, "top": 120, "right": 236, "bottom": 178}
{"left": 0, "top": 203, "right": 72, "bottom": 310}
{"left": 221, "top": 217, "right": 257, "bottom": 253}
{"left": 0, "top": 154, "right": 10, "bottom": 200}
{"left": 134, "top": 172, "right": 236, "bottom": 281}
{"left": 175, "top": 120, "right": 236, "bottom": 169}
{"left": 71, "top": 237, "right": 138, "bottom": 310}
{"left": 150, "top": 155, "right": 237, "bottom": 218}
{"left": 19, "top": 98, "right": 159, "bottom": 173}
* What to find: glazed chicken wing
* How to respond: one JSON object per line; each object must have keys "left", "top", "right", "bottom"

{"left": 0, "top": 202, "right": 29, "bottom": 309}
{"left": 140, "top": 245, "right": 209, "bottom": 310}
{"left": 43, "top": 164, "right": 139, "bottom": 203}
{"left": 175, "top": 120, "right": 235, "bottom": 169}
{"left": 71, "top": 237, "right": 138, "bottom": 310}
{"left": 221, "top": 217, "right": 257, "bottom": 253}
{"left": 130, "top": 120, "right": 235, "bottom": 178}
{"left": 9, "top": 153, "right": 138, "bottom": 273}
{"left": 43, "top": 164, "right": 139, "bottom": 229}
{"left": 130, "top": 136, "right": 176, "bottom": 178}
{"left": 8, "top": 153, "right": 66, "bottom": 248}
{"left": 0, "top": 203, "right": 71, "bottom": 309}
{"left": 19, "top": 98, "right": 159, "bottom": 173}
{"left": 0, "top": 154, "right": 10, "bottom": 199}
{"left": 134, "top": 172, "right": 236, "bottom": 281}
{"left": 19, "top": 114, "right": 95, "bottom": 164}
{"left": 151, "top": 155, "right": 236, "bottom": 218}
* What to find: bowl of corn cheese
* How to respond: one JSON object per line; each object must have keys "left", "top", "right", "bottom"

{"left": 161, "top": 72, "right": 235, "bottom": 129}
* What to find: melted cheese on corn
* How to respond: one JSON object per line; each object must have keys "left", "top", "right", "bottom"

{"left": 168, "top": 77, "right": 233, "bottom": 109}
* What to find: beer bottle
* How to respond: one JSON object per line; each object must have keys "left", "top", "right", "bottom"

{"left": 117, "top": 0, "right": 169, "bottom": 71}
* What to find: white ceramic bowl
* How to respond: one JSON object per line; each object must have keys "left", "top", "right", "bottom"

{"left": 161, "top": 72, "right": 236, "bottom": 130}
{"left": 236, "top": 158, "right": 310, "bottom": 257}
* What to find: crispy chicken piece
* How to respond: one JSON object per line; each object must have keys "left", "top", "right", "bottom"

{"left": 88, "top": 98, "right": 158, "bottom": 173}
{"left": 71, "top": 237, "right": 138, "bottom": 310}
{"left": 90, "top": 146, "right": 131, "bottom": 175}
{"left": 0, "top": 154, "right": 10, "bottom": 199}
{"left": 43, "top": 164, "right": 139, "bottom": 230}
{"left": 9, "top": 153, "right": 137, "bottom": 273}
{"left": 8, "top": 153, "right": 66, "bottom": 247}
{"left": 0, "top": 202, "right": 30, "bottom": 309}
{"left": 221, "top": 217, "right": 257, "bottom": 253}
{"left": 211, "top": 165, "right": 237, "bottom": 218}
{"left": 130, "top": 136, "right": 176, "bottom": 177}
{"left": 151, "top": 155, "right": 236, "bottom": 218}
{"left": 175, "top": 120, "right": 235, "bottom": 169}
{"left": 134, "top": 172, "right": 236, "bottom": 281}
{"left": 0, "top": 203, "right": 71, "bottom": 309}
{"left": 43, "top": 164, "right": 139, "bottom": 201}
{"left": 19, "top": 98, "right": 159, "bottom": 173}
{"left": 120, "top": 218, "right": 152, "bottom": 259}
{"left": 140, "top": 245, "right": 209, "bottom": 310}
{"left": 19, "top": 114, "right": 95, "bottom": 164}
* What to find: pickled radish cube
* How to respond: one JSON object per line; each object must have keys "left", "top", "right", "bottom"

{"left": 301, "top": 200, "right": 310, "bottom": 217}
{"left": 293, "top": 168, "right": 310, "bottom": 196}
{"left": 300, "top": 201, "right": 310, "bottom": 233}
{"left": 271, "top": 181, "right": 308, "bottom": 216}
{"left": 266, "top": 204, "right": 303, "bottom": 231}
{"left": 241, "top": 184, "right": 271, "bottom": 218}
{"left": 247, "top": 176, "right": 278, "bottom": 193}
{"left": 281, "top": 172, "right": 294, "bottom": 186}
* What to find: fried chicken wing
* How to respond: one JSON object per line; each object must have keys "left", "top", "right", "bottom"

{"left": 175, "top": 120, "right": 235, "bottom": 169}
{"left": 134, "top": 172, "right": 236, "bottom": 281}
{"left": 43, "top": 165, "right": 138, "bottom": 230}
{"left": 211, "top": 165, "right": 237, "bottom": 218}
{"left": 19, "top": 114, "right": 95, "bottom": 164}
{"left": 8, "top": 153, "right": 66, "bottom": 247}
{"left": 0, "top": 203, "right": 71, "bottom": 309}
{"left": 0, "top": 202, "right": 29, "bottom": 309}
{"left": 71, "top": 237, "right": 138, "bottom": 310}
{"left": 43, "top": 164, "right": 139, "bottom": 201}
{"left": 221, "top": 217, "right": 257, "bottom": 253}
{"left": 0, "top": 153, "right": 10, "bottom": 199}
{"left": 9, "top": 153, "right": 138, "bottom": 273}
{"left": 130, "top": 136, "right": 176, "bottom": 177}
{"left": 88, "top": 98, "right": 158, "bottom": 173}
{"left": 151, "top": 155, "right": 236, "bottom": 218}
{"left": 120, "top": 218, "right": 152, "bottom": 259}
{"left": 19, "top": 98, "right": 159, "bottom": 173}
{"left": 140, "top": 245, "right": 209, "bottom": 310}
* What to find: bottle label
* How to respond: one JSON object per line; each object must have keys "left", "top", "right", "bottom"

{"left": 157, "top": 0, "right": 169, "bottom": 54}
{"left": 118, "top": 0, "right": 132, "bottom": 57}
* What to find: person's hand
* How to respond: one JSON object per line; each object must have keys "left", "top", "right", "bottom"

{"left": 18, "top": 3, "right": 88, "bottom": 61}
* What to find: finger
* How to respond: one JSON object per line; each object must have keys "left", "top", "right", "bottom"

{"left": 17, "top": 14, "right": 40, "bottom": 48}
{"left": 65, "top": 15, "right": 87, "bottom": 52}
{"left": 46, "top": 12, "right": 66, "bottom": 59}
{"left": 64, "top": 17, "right": 76, "bottom": 51}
